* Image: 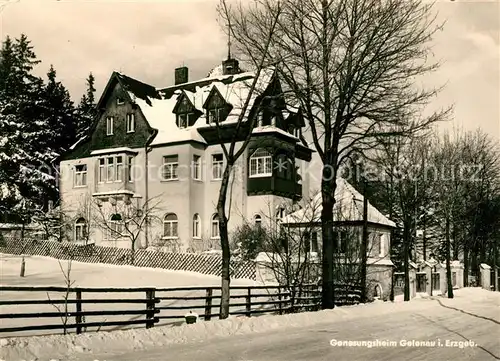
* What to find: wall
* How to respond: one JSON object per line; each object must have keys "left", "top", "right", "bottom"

{"left": 366, "top": 265, "right": 393, "bottom": 301}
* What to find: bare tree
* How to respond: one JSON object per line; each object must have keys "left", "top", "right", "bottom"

{"left": 213, "top": 0, "right": 283, "bottom": 319}
{"left": 431, "top": 129, "right": 500, "bottom": 295}
{"left": 93, "top": 195, "right": 163, "bottom": 264}
{"left": 369, "top": 133, "right": 434, "bottom": 301}
{"left": 225, "top": 0, "right": 449, "bottom": 308}
{"left": 233, "top": 193, "right": 321, "bottom": 309}
{"left": 47, "top": 259, "right": 74, "bottom": 335}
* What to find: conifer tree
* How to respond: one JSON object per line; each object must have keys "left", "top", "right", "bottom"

{"left": 0, "top": 34, "right": 57, "bottom": 221}
{"left": 76, "top": 72, "right": 97, "bottom": 139}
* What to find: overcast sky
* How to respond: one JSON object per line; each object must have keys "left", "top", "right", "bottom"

{"left": 1, "top": 0, "right": 499, "bottom": 140}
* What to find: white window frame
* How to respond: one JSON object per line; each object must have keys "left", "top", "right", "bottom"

{"left": 98, "top": 156, "right": 126, "bottom": 183}
{"left": 177, "top": 113, "right": 188, "bottom": 129}
{"left": 116, "top": 97, "right": 124, "bottom": 105}
{"left": 334, "top": 230, "right": 348, "bottom": 254}
{"left": 162, "top": 155, "right": 179, "bottom": 181}
{"left": 212, "top": 154, "right": 223, "bottom": 180}
{"left": 106, "top": 157, "right": 115, "bottom": 183}
{"left": 115, "top": 156, "right": 123, "bottom": 183}
{"left": 211, "top": 213, "right": 220, "bottom": 239}
{"left": 192, "top": 155, "right": 201, "bottom": 180}
{"left": 193, "top": 213, "right": 201, "bottom": 239}
{"left": 75, "top": 218, "right": 87, "bottom": 242}
{"left": 249, "top": 148, "right": 272, "bottom": 178}
{"left": 108, "top": 214, "right": 123, "bottom": 239}
{"left": 74, "top": 164, "right": 87, "bottom": 187}
{"left": 98, "top": 158, "right": 106, "bottom": 183}
{"left": 127, "top": 156, "right": 134, "bottom": 182}
{"left": 379, "top": 234, "right": 386, "bottom": 257}
{"left": 106, "top": 116, "right": 114, "bottom": 135}
{"left": 208, "top": 108, "right": 219, "bottom": 124}
{"left": 163, "top": 213, "right": 178, "bottom": 238}
{"left": 126, "top": 113, "right": 135, "bottom": 133}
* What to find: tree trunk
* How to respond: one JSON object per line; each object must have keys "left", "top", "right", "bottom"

{"left": 218, "top": 163, "right": 233, "bottom": 319}
{"left": 422, "top": 222, "right": 426, "bottom": 261}
{"left": 131, "top": 239, "right": 135, "bottom": 265}
{"left": 493, "top": 236, "right": 498, "bottom": 291}
{"left": 445, "top": 216, "right": 454, "bottom": 298}
{"left": 452, "top": 223, "right": 459, "bottom": 261}
{"left": 403, "top": 220, "right": 411, "bottom": 302}
{"left": 360, "top": 180, "right": 368, "bottom": 303}
{"left": 463, "top": 242, "right": 469, "bottom": 287}
{"left": 320, "top": 175, "right": 337, "bottom": 309}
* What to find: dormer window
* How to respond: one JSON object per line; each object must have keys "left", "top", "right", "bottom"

{"left": 117, "top": 97, "right": 125, "bottom": 105}
{"left": 173, "top": 92, "right": 199, "bottom": 129}
{"left": 207, "top": 107, "right": 226, "bottom": 124}
{"left": 176, "top": 112, "right": 196, "bottom": 129}
{"left": 203, "top": 86, "right": 232, "bottom": 125}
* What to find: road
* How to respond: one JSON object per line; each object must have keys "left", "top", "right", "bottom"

{"left": 88, "top": 294, "right": 500, "bottom": 361}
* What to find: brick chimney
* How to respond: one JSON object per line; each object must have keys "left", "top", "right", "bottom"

{"left": 175, "top": 66, "right": 188, "bottom": 85}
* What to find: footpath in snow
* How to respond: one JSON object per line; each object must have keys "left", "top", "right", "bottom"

{"left": 2, "top": 287, "right": 498, "bottom": 361}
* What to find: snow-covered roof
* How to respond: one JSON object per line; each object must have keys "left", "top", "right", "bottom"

{"left": 132, "top": 67, "right": 277, "bottom": 146}
{"left": 281, "top": 177, "right": 397, "bottom": 228}
{"left": 90, "top": 147, "right": 139, "bottom": 156}
{"left": 252, "top": 125, "right": 298, "bottom": 140}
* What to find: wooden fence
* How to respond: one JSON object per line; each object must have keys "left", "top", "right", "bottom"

{"left": 0, "top": 284, "right": 362, "bottom": 336}
{"left": 0, "top": 238, "right": 256, "bottom": 280}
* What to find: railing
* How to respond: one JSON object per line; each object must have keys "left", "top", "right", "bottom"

{"left": 0, "top": 286, "right": 160, "bottom": 334}
{"left": 0, "top": 283, "right": 362, "bottom": 336}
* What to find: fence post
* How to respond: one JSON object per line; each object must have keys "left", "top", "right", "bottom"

{"left": 245, "top": 287, "right": 251, "bottom": 317}
{"left": 277, "top": 286, "right": 283, "bottom": 315}
{"left": 75, "top": 289, "right": 82, "bottom": 334}
{"left": 204, "top": 288, "right": 213, "bottom": 321}
{"left": 145, "top": 289, "right": 156, "bottom": 329}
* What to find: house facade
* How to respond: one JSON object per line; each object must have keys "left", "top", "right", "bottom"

{"left": 279, "top": 178, "right": 396, "bottom": 299}
{"left": 59, "top": 58, "right": 313, "bottom": 252}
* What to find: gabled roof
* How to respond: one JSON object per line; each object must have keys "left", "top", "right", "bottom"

{"left": 69, "top": 65, "right": 311, "bottom": 151}
{"left": 281, "top": 177, "right": 397, "bottom": 228}
{"left": 115, "top": 73, "right": 160, "bottom": 105}
{"left": 202, "top": 85, "right": 228, "bottom": 109}
{"left": 171, "top": 90, "right": 197, "bottom": 114}
{"left": 129, "top": 66, "right": 299, "bottom": 147}
{"left": 96, "top": 71, "right": 161, "bottom": 110}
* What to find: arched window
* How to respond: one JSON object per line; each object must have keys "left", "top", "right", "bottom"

{"left": 211, "top": 213, "right": 220, "bottom": 238}
{"left": 75, "top": 217, "right": 87, "bottom": 242}
{"left": 108, "top": 213, "right": 123, "bottom": 239}
{"left": 163, "top": 213, "right": 178, "bottom": 238}
{"left": 193, "top": 213, "right": 201, "bottom": 238}
{"left": 249, "top": 148, "right": 272, "bottom": 178}
{"left": 254, "top": 214, "right": 262, "bottom": 227}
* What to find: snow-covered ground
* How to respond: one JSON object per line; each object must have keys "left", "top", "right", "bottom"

{"left": 1, "top": 287, "right": 498, "bottom": 361}
{"left": 0, "top": 254, "right": 260, "bottom": 337}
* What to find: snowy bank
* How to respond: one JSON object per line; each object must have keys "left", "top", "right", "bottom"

{"left": 1, "top": 297, "right": 440, "bottom": 361}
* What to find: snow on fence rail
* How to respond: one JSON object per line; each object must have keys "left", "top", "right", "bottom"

{"left": 0, "top": 284, "right": 362, "bottom": 336}
{"left": 0, "top": 238, "right": 256, "bottom": 280}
